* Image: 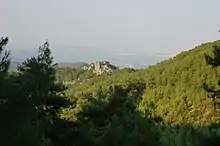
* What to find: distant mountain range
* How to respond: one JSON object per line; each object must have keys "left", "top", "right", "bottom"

{"left": 57, "top": 62, "right": 87, "bottom": 68}
{"left": 9, "top": 61, "right": 87, "bottom": 70}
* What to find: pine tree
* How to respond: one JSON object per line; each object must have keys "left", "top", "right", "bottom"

{"left": 18, "top": 40, "right": 67, "bottom": 105}
{"left": 203, "top": 44, "right": 220, "bottom": 110}
{"left": 0, "top": 37, "right": 10, "bottom": 104}
{"left": 0, "top": 37, "right": 10, "bottom": 73}
{"left": 204, "top": 45, "right": 220, "bottom": 67}
{"left": 0, "top": 37, "right": 11, "bottom": 145}
{"left": 16, "top": 40, "right": 68, "bottom": 145}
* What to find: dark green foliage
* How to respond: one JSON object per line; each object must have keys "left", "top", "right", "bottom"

{"left": 64, "top": 85, "right": 158, "bottom": 146}
{"left": 0, "top": 37, "right": 10, "bottom": 105}
{"left": 205, "top": 45, "right": 220, "bottom": 67}
{"left": 0, "top": 37, "right": 9, "bottom": 97}
{"left": 0, "top": 40, "right": 69, "bottom": 146}
{"left": 0, "top": 37, "right": 10, "bottom": 73}
{"left": 55, "top": 67, "right": 95, "bottom": 85}
{"left": 16, "top": 41, "right": 70, "bottom": 145}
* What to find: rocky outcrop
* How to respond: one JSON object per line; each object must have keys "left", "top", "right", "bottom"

{"left": 82, "top": 61, "right": 118, "bottom": 75}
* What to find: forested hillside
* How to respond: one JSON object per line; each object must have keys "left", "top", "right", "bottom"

{"left": 142, "top": 41, "right": 220, "bottom": 125}
{"left": 1, "top": 37, "right": 220, "bottom": 146}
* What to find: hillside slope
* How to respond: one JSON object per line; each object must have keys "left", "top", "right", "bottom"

{"left": 67, "top": 41, "right": 220, "bottom": 125}
{"left": 142, "top": 40, "right": 220, "bottom": 125}
{"left": 59, "top": 40, "right": 220, "bottom": 146}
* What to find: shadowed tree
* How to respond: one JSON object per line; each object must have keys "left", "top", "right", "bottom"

{"left": 0, "top": 36, "right": 10, "bottom": 130}
{"left": 203, "top": 31, "right": 220, "bottom": 103}
{"left": 0, "top": 37, "right": 10, "bottom": 103}
{"left": 202, "top": 41, "right": 220, "bottom": 120}
{"left": 204, "top": 45, "right": 220, "bottom": 67}
{"left": 17, "top": 40, "right": 69, "bottom": 145}
{"left": 0, "top": 40, "right": 70, "bottom": 146}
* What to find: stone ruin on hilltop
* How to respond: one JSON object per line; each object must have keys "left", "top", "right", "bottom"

{"left": 82, "top": 61, "right": 118, "bottom": 75}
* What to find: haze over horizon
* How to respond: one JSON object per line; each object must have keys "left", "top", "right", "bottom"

{"left": 1, "top": 0, "right": 220, "bottom": 68}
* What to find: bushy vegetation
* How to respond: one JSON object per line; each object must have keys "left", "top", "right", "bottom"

{"left": 1, "top": 37, "right": 220, "bottom": 146}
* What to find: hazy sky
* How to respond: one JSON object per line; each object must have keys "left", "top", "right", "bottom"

{"left": 1, "top": 0, "right": 220, "bottom": 67}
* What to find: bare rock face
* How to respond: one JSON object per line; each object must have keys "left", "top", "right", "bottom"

{"left": 82, "top": 61, "right": 118, "bottom": 75}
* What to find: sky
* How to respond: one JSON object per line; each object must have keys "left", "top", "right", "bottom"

{"left": 0, "top": 0, "right": 220, "bottom": 68}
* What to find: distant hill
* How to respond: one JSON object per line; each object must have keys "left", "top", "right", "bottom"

{"left": 55, "top": 61, "right": 124, "bottom": 86}
{"left": 57, "top": 62, "right": 87, "bottom": 68}
{"left": 9, "top": 61, "right": 87, "bottom": 70}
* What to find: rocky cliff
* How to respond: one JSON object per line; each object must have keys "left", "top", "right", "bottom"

{"left": 82, "top": 61, "right": 118, "bottom": 75}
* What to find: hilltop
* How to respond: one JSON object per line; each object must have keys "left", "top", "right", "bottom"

{"left": 56, "top": 61, "right": 124, "bottom": 86}
{"left": 82, "top": 61, "right": 119, "bottom": 75}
